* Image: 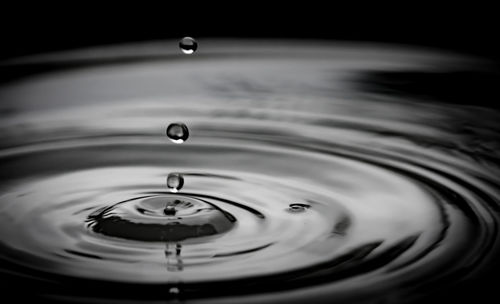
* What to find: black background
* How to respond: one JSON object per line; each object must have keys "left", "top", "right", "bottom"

{"left": 1, "top": 5, "right": 499, "bottom": 63}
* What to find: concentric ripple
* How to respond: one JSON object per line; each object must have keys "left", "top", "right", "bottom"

{"left": 0, "top": 41, "right": 499, "bottom": 303}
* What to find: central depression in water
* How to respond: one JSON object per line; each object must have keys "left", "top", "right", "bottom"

{"left": 0, "top": 41, "right": 499, "bottom": 303}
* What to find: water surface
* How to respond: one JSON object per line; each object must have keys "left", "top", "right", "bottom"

{"left": 0, "top": 40, "right": 499, "bottom": 303}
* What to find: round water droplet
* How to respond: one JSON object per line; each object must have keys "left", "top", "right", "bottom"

{"left": 167, "top": 173, "right": 184, "bottom": 192}
{"left": 166, "top": 123, "right": 189, "bottom": 144}
{"left": 169, "top": 287, "right": 180, "bottom": 294}
{"left": 179, "top": 37, "right": 197, "bottom": 54}
{"left": 287, "top": 203, "right": 310, "bottom": 213}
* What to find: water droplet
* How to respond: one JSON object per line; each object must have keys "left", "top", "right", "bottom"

{"left": 287, "top": 203, "right": 310, "bottom": 213}
{"left": 164, "top": 205, "right": 177, "bottom": 216}
{"left": 166, "top": 123, "right": 189, "bottom": 143}
{"left": 167, "top": 173, "right": 184, "bottom": 192}
{"left": 179, "top": 37, "right": 197, "bottom": 54}
{"left": 169, "top": 287, "right": 180, "bottom": 294}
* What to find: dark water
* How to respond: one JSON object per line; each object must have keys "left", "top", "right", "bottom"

{"left": 0, "top": 41, "right": 499, "bottom": 303}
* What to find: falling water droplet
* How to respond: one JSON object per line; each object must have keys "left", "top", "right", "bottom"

{"left": 179, "top": 37, "right": 197, "bottom": 54}
{"left": 287, "top": 203, "right": 310, "bottom": 213}
{"left": 167, "top": 173, "right": 184, "bottom": 192}
{"left": 166, "top": 123, "right": 189, "bottom": 144}
{"left": 169, "top": 287, "right": 180, "bottom": 294}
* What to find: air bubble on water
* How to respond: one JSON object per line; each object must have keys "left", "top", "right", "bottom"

{"left": 287, "top": 203, "right": 311, "bottom": 213}
{"left": 179, "top": 37, "right": 197, "bottom": 54}
{"left": 166, "top": 123, "right": 189, "bottom": 143}
{"left": 167, "top": 173, "right": 184, "bottom": 192}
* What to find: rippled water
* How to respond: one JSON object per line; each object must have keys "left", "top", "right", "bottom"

{"left": 0, "top": 41, "right": 499, "bottom": 303}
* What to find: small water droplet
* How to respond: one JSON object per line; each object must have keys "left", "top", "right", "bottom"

{"left": 179, "top": 37, "right": 197, "bottom": 54}
{"left": 167, "top": 173, "right": 184, "bottom": 192}
{"left": 287, "top": 203, "right": 310, "bottom": 213}
{"left": 166, "top": 123, "right": 189, "bottom": 143}
{"left": 169, "top": 287, "right": 180, "bottom": 294}
{"left": 164, "top": 205, "right": 177, "bottom": 216}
